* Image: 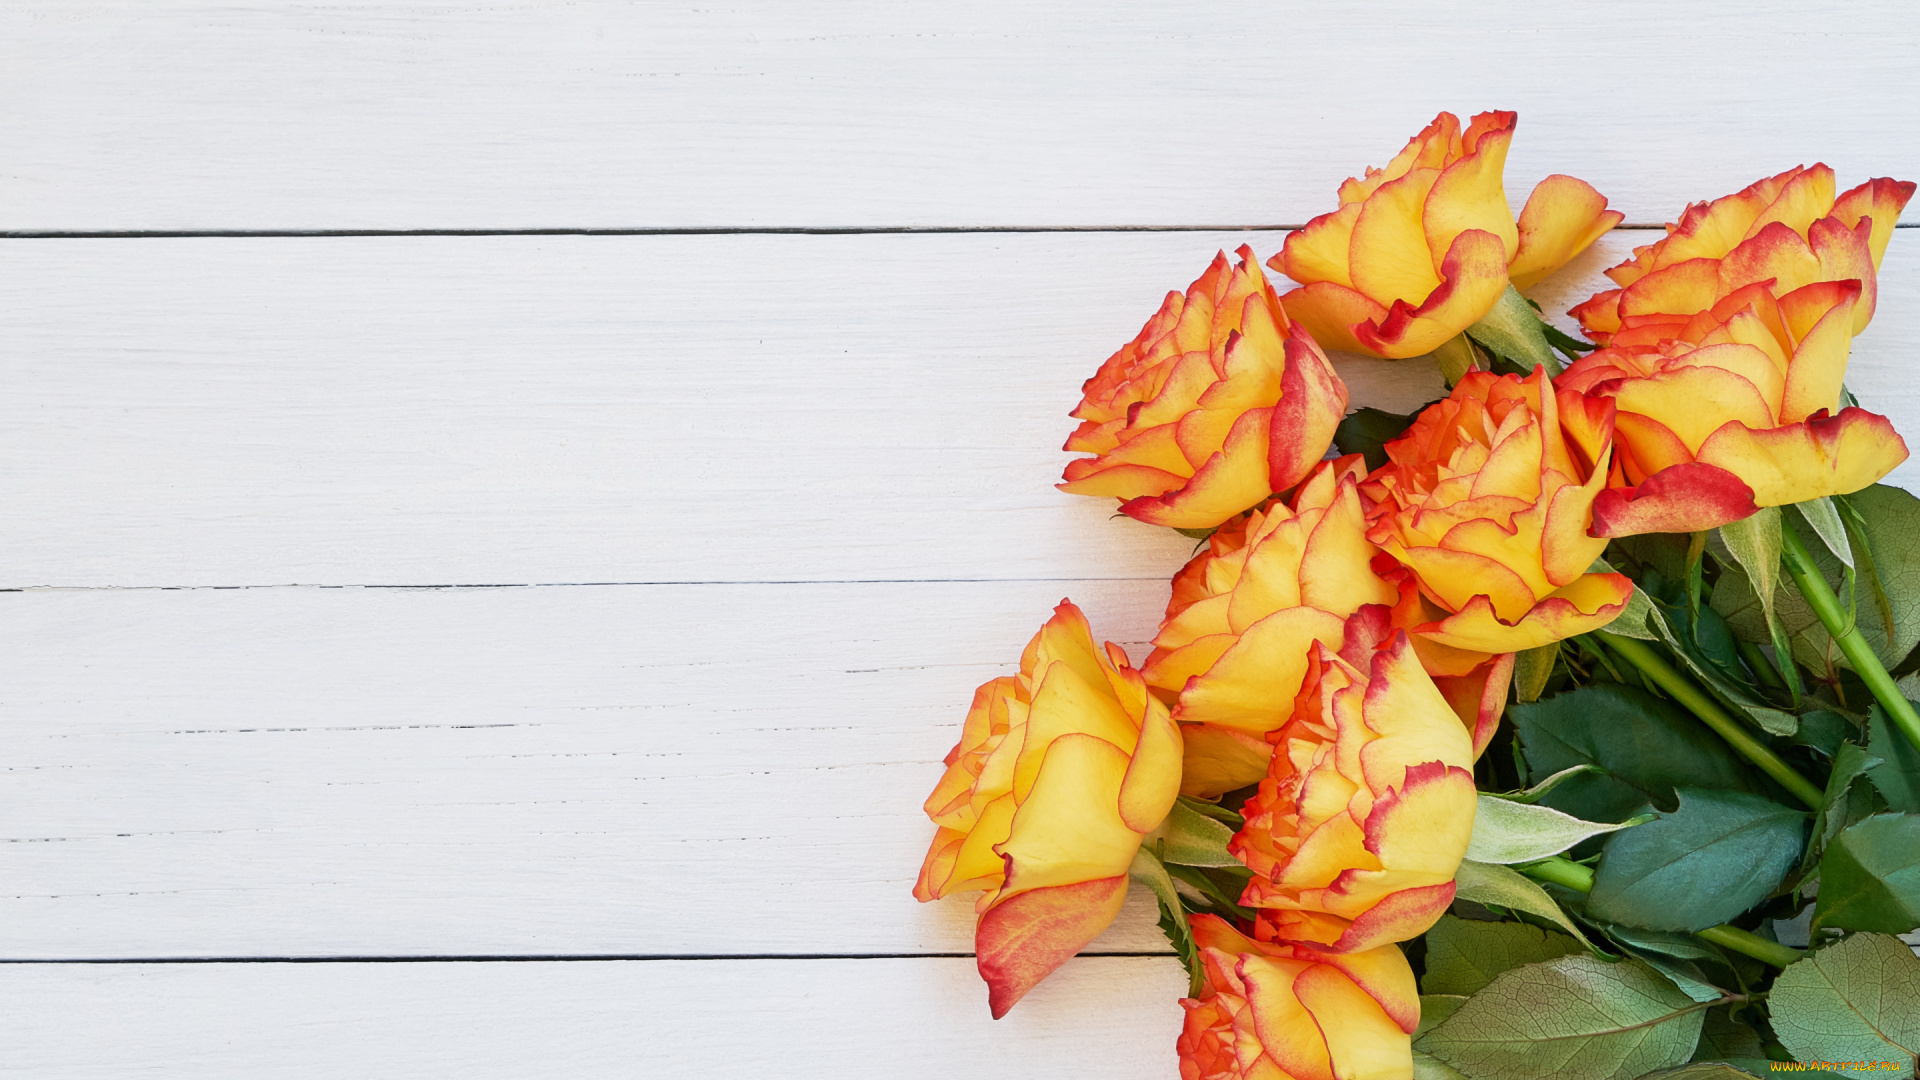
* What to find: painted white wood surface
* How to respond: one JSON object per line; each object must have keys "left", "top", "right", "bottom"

{"left": 0, "top": 578, "right": 1180, "bottom": 958}
{"left": 4, "top": 231, "right": 1917, "bottom": 589}
{"left": 3, "top": 0, "right": 1916, "bottom": 231}
{"left": 0, "top": 957, "right": 1187, "bottom": 1078}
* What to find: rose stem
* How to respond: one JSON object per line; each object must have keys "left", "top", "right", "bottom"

{"left": 1517, "top": 855, "right": 1804, "bottom": 968}
{"left": 1778, "top": 520, "right": 1920, "bottom": 758}
{"left": 1592, "top": 631, "right": 1824, "bottom": 810}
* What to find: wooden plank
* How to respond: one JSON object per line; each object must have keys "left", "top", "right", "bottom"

{"left": 0, "top": 229, "right": 1440, "bottom": 588}
{"left": 1, "top": 956, "right": 1188, "bottom": 1078}
{"left": 0, "top": 579, "right": 1187, "bottom": 957}
{"left": 7, "top": 230, "right": 1919, "bottom": 589}
{"left": 3, "top": 1, "right": 1915, "bottom": 231}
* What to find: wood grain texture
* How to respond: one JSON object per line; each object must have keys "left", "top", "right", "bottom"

{"left": 0, "top": 956, "right": 1188, "bottom": 1078}
{"left": 4, "top": 0, "right": 1917, "bottom": 231}
{"left": 6, "top": 230, "right": 1918, "bottom": 589}
{"left": 0, "top": 578, "right": 1184, "bottom": 958}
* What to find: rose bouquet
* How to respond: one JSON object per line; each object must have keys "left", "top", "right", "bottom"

{"left": 914, "top": 110, "right": 1920, "bottom": 1079}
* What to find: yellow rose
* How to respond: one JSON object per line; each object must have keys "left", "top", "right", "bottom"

{"left": 1177, "top": 914, "right": 1418, "bottom": 1080}
{"left": 1274, "top": 109, "right": 1621, "bottom": 358}
{"left": 1141, "top": 457, "right": 1398, "bottom": 797}
{"left": 1060, "top": 247, "right": 1348, "bottom": 530}
{"left": 1573, "top": 165, "right": 1914, "bottom": 342}
{"left": 1560, "top": 278, "right": 1909, "bottom": 536}
{"left": 1232, "top": 620, "right": 1477, "bottom": 955}
{"left": 913, "top": 600, "right": 1182, "bottom": 1017}
{"left": 1362, "top": 368, "right": 1632, "bottom": 654}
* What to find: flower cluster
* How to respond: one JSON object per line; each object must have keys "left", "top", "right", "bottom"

{"left": 912, "top": 109, "right": 1916, "bottom": 1080}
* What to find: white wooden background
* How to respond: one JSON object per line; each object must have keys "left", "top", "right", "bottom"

{"left": 3, "top": 3, "right": 1917, "bottom": 1076}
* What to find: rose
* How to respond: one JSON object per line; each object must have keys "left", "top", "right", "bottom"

{"left": 1272, "top": 109, "right": 1622, "bottom": 358}
{"left": 1572, "top": 164, "right": 1915, "bottom": 343}
{"left": 912, "top": 600, "right": 1182, "bottom": 1017}
{"left": 1177, "top": 914, "right": 1418, "bottom": 1080}
{"left": 1059, "top": 246, "right": 1348, "bottom": 530}
{"left": 1361, "top": 367, "right": 1633, "bottom": 654}
{"left": 1230, "top": 615, "right": 1478, "bottom": 954}
{"left": 1142, "top": 458, "right": 1510, "bottom": 797}
{"left": 1557, "top": 278, "right": 1909, "bottom": 535}
{"left": 1141, "top": 457, "right": 1399, "bottom": 797}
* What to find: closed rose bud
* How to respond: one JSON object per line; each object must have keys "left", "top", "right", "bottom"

{"left": 1573, "top": 165, "right": 1915, "bottom": 343}
{"left": 1274, "top": 109, "right": 1621, "bottom": 358}
{"left": 1231, "top": 616, "right": 1477, "bottom": 954}
{"left": 913, "top": 600, "right": 1182, "bottom": 1018}
{"left": 1059, "top": 246, "right": 1348, "bottom": 530}
{"left": 1559, "top": 278, "right": 1909, "bottom": 536}
{"left": 1177, "top": 915, "right": 1418, "bottom": 1080}
{"left": 1363, "top": 368, "right": 1633, "bottom": 654}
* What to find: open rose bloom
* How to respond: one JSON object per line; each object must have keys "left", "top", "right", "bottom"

{"left": 1274, "top": 109, "right": 1621, "bottom": 358}
{"left": 1141, "top": 458, "right": 1398, "bottom": 797}
{"left": 1572, "top": 164, "right": 1914, "bottom": 343}
{"left": 1059, "top": 247, "right": 1349, "bottom": 530}
{"left": 1363, "top": 368, "right": 1632, "bottom": 654}
{"left": 1178, "top": 915, "right": 1418, "bottom": 1080}
{"left": 913, "top": 601, "right": 1182, "bottom": 1017}
{"left": 1231, "top": 613, "right": 1477, "bottom": 955}
{"left": 1561, "top": 278, "right": 1910, "bottom": 535}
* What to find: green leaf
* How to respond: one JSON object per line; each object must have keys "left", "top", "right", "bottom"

{"left": 1647, "top": 598, "right": 1798, "bottom": 737}
{"left": 1600, "top": 924, "right": 1733, "bottom": 1004}
{"left": 1516, "top": 642, "right": 1560, "bottom": 704}
{"left": 1869, "top": 704, "right": 1920, "bottom": 813}
{"left": 1690, "top": 1003, "right": 1767, "bottom": 1064}
{"left": 1635, "top": 1065, "right": 1757, "bottom": 1079}
{"left": 1812, "top": 813, "right": 1920, "bottom": 934}
{"left": 1163, "top": 862, "right": 1253, "bottom": 921}
{"left": 1717, "top": 484, "right": 1920, "bottom": 677}
{"left": 1488, "top": 764, "right": 1609, "bottom": 805}
{"left": 1717, "top": 508, "right": 1803, "bottom": 705}
{"left": 1465, "top": 284, "right": 1564, "bottom": 375}
{"left": 1809, "top": 741, "right": 1881, "bottom": 865}
{"left": 1174, "top": 795, "right": 1244, "bottom": 828}
{"left": 1795, "top": 497, "right": 1854, "bottom": 569}
{"left": 1421, "top": 956, "right": 1709, "bottom": 1080}
{"left": 1334, "top": 406, "right": 1420, "bottom": 472}
{"left": 1414, "top": 995, "right": 1474, "bottom": 1080}
{"left": 1841, "top": 492, "right": 1898, "bottom": 648}
{"left": 1588, "top": 789, "right": 1807, "bottom": 932}
{"left": 1452, "top": 859, "right": 1597, "bottom": 950}
{"left": 1420, "top": 915, "right": 1583, "bottom": 996}
{"left": 1513, "top": 684, "right": 1764, "bottom": 823}
{"left": 1768, "top": 932, "right": 1920, "bottom": 1077}
{"left": 1467, "top": 794, "right": 1643, "bottom": 864}
{"left": 1128, "top": 847, "right": 1201, "bottom": 996}
{"left": 1160, "top": 800, "right": 1241, "bottom": 868}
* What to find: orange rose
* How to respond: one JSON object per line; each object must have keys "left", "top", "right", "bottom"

{"left": 1560, "top": 278, "right": 1909, "bottom": 536}
{"left": 1059, "top": 247, "right": 1348, "bottom": 530}
{"left": 1362, "top": 368, "right": 1632, "bottom": 654}
{"left": 1572, "top": 164, "right": 1914, "bottom": 342}
{"left": 913, "top": 601, "right": 1182, "bottom": 1017}
{"left": 1177, "top": 914, "right": 1418, "bottom": 1080}
{"left": 1142, "top": 457, "right": 1399, "bottom": 797}
{"left": 1274, "top": 109, "right": 1622, "bottom": 358}
{"left": 1231, "top": 616, "right": 1477, "bottom": 954}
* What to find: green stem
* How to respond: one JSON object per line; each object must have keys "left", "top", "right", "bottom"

{"left": 1733, "top": 637, "right": 1787, "bottom": 691}
{"left": 1593, "top": 631, "right": 1824, "bottom": 810}
{"left": 1693, "top": 925, "right": 1806, "bottom": 969}
{"left": 1518, "top": 857, "right": 1804, "bottom": 969}
{"left": 1779, "top": 522, "right": 1920, "bottom": 758}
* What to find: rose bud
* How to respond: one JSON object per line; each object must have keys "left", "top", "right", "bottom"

{"left": 1177, "top": 914, "right": 1418, "bottom": 1080}
{"left": 1273, "top": 109, "right": 1621, "bottom": 358}
{"left": 1558, "top": 278, "right": 1909, "bottom": 536}
{"left": 1141, "top": 457, "right": 1399, "bottom": 797}
{"left": 1059, "top": 246, "right": 1348, "bottom": 531}
{"left": 913, "top": 600, "right": 1182, "bottom": 1018}
{"left": 1231, "top": 614, "right": 1477, "bottom": 954}
{"left": 1572, "top": 164, "right": 1914, "bottom": 343}
{"left": 1362, "top": 368, "right": 1633, "bottom": 654}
